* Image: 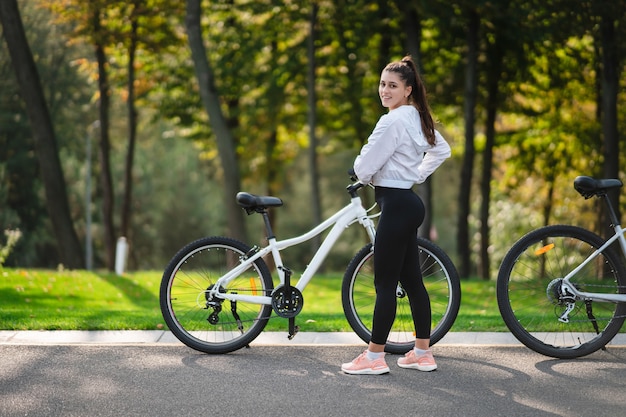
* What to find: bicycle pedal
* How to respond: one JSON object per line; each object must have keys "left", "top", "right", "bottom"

{"left": 287, "top": 326, "right": 300, "bottom": 340}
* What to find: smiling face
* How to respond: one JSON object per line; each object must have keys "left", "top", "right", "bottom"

{"left": 378, "top": 70, "right": 412, "bottom": 111}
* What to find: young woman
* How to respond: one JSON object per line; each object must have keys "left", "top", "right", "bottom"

{"left": 341, "top": 56, "right": 451, "bottom": 375}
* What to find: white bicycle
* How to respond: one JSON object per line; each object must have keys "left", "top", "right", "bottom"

{"left": 160, "top": 176, "right": 461, "bottom": 354}
{"left": 497, "top": 176, "right": 626, "bottom": 358}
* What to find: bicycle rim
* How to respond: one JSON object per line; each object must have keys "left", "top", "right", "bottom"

{"left": 497, "top": 225, "right": 626, "bottom": 358}
{"left": 160, "top": 237, "right": 273, "bottom": 354}
{"left": 342, "top": 241, "right": 461, "bottom": 354}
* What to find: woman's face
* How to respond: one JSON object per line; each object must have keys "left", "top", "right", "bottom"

{"left": 379, "top": 70, "right": 412, "bottom": 111}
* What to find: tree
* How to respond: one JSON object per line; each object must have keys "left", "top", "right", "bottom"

{"left": 478, "top": 0, "right": 523, "bottom": 280}
{"left": 120, "top": 1, "right": 140, "bottom": 242}
{"left": 91, "top": 2, "right": 116, "bottom": 270}
{"left": 0, "top": 0, "right": 84, "bottom": 268}
{"left": 593, "top": 0, "right": 624, "bottom": 231}
{"left": 457, "top": 6, "right": 479, "bottom": 279}
{"left": 307, "top": 2, "right": 322, "bottom": 252}
{"left": 44, "top": 0, "right": 121, "bottom": 270}
{"left": 110, "top": 0, "right": 183, "bottom": 254}
{"left": 185, "top": 0, "right": 246, "bottom": 242}
{"left": 479, "top": 26, "right": 503, "bottom": 280}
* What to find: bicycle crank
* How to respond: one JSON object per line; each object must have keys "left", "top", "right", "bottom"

{"left": 271, "top": 285, "right": 303, "bottom": 318}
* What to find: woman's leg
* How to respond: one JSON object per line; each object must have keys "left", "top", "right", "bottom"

{"left": 369, "top": 188, "right": 424, "bottom": 346}
{"left": 398, "top": 234, "right": 432, "bottom": 345}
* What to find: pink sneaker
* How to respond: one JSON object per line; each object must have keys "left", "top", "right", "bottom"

{"left": 341, "top": 350, "right": 390, "bottom": 375}
{"left": 397, "top": 349, "right": 437, "bottom": 371}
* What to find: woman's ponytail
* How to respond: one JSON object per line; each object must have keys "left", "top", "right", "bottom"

{"left": 386, "top": 56, "right": 436, "bottom": 145}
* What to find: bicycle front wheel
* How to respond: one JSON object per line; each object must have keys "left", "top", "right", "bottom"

{"left": 497, "top": 225, "right": 626, "bottom": 358}
{"left": 342, "top": 239, "right": 461, "bottom": 354}
{"left": 160, "top": 237, "right": 274, "bottom": 354}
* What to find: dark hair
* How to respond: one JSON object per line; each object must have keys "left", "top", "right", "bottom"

{"left": 384, "top": 55, "right": 436, "bottom": 145}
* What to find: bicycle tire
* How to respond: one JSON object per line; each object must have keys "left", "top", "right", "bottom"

{"left": 160, "top": 236, "right": 274, "bottom": 354}
{"left": 342, "top": 238, "right": 461, "bottom": 354}
{"left": 497, "top": 225, "right": 626, "bottom": 359}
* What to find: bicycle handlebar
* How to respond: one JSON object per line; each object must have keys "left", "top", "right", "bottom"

{"left": 346, "top": 181, "right": 365, "bottom": 197}
{"left": 346, "top": 169, "right": 371, "bottom": 198}
{"left": 346, "top": 168, "right": 357, "bottom": 181}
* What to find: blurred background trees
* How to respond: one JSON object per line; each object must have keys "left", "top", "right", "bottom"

{"left": 0, "top": 0, "right": 624, "bottom": 279}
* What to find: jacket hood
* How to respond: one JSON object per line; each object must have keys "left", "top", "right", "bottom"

{"left": 401, "top": 107, "right": 429, "bottom": 149}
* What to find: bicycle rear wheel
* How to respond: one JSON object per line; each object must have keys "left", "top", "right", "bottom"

{"left": 497, "top": 225, "right": 626, "bottom": 358}
{"left": 342, "top": 239, "right": 461, "bottom": 354}
{"left": 160, "top": 237, "right": 274, "bottom": 354}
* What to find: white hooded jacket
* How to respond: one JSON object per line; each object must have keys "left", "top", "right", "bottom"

{"left": 354, "top": 105, "right": 451, "bottom": 188}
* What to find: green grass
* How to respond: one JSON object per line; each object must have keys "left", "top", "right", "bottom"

{"left": 0, "top": 269, "right": 163, "bottom": 330}
{"left": 0, "top": 268, "right": 507, "bottom": 332}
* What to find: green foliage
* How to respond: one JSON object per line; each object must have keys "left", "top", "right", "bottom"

{"left": 469, "top": 193, "right": 546, "bottom": 281}
{"left": 495, "top": 28, "right": 606, "bottom": 229}
{"left": 0, "top": 0, "right": 93, "bottom": 267}
{"left": 2, "top": 0, "right": 625, "bottom": 271}
{"left": 123, "top": 130, "right": 228, "bottom": 268}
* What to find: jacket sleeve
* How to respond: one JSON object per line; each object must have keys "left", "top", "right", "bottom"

{"left": 353, "top": 116, "right": 399, "bottom": 184}
{"left": 415, "top": 130, "right": 451, "bottom": 184}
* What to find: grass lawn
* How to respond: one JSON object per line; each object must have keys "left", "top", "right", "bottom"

{"left": 0, "top": 268, "right": 507, "bottom": 332}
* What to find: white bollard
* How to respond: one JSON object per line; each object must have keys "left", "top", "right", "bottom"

{"left": 115, "top": 237, "right": 128, "bottom": 275}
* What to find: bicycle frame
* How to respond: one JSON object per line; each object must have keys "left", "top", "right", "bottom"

{"left": 205, "top": 190, "right": 378, "bottom": 305}
{"left": 561, "top": 221, "right": 626, "bottom": 304}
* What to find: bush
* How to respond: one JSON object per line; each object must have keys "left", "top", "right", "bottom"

{"left": 0, "top": 229, "right": 22, "bottom": 266}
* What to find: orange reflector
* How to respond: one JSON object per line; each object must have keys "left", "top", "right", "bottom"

{"left": 535, "top": 243, "right": 555, "bottom": 256}
{"left": 250, "top": 278, "right": 257, "bottom": 296}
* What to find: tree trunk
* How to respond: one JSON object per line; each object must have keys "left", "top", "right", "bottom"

{"left": 457, "top": 8, "right": 479, "bottom": 279}
{"left": 480, "top": 40, "right": 503, "bottom": 281}
{"left": 307, "top": 3, "right": 322, "bottom": 253}
{"left": 121, "top": 8, "right": 139, "bottom": 247}
{"left": 0, "top": 0, "right": 84, "bottom": 268}
{"left": 542, "top": 181, "right": 555, "bottom": 228}
{"left": 92, "top": 7, "right": 116, "bottom": 270}
{"left": 185, "top": 0, "right": 247, "bottom": 242}
{"left": 599, "top": 12, "right": 620, "bottom": 231}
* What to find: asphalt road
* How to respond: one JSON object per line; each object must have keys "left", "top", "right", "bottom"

{"left": 1, "top": 344, "right": 625, "bottom": 417}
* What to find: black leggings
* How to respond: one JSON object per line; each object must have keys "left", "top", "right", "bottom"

{"left": 370, "top": 187, "right": 431, "bottom": 345}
